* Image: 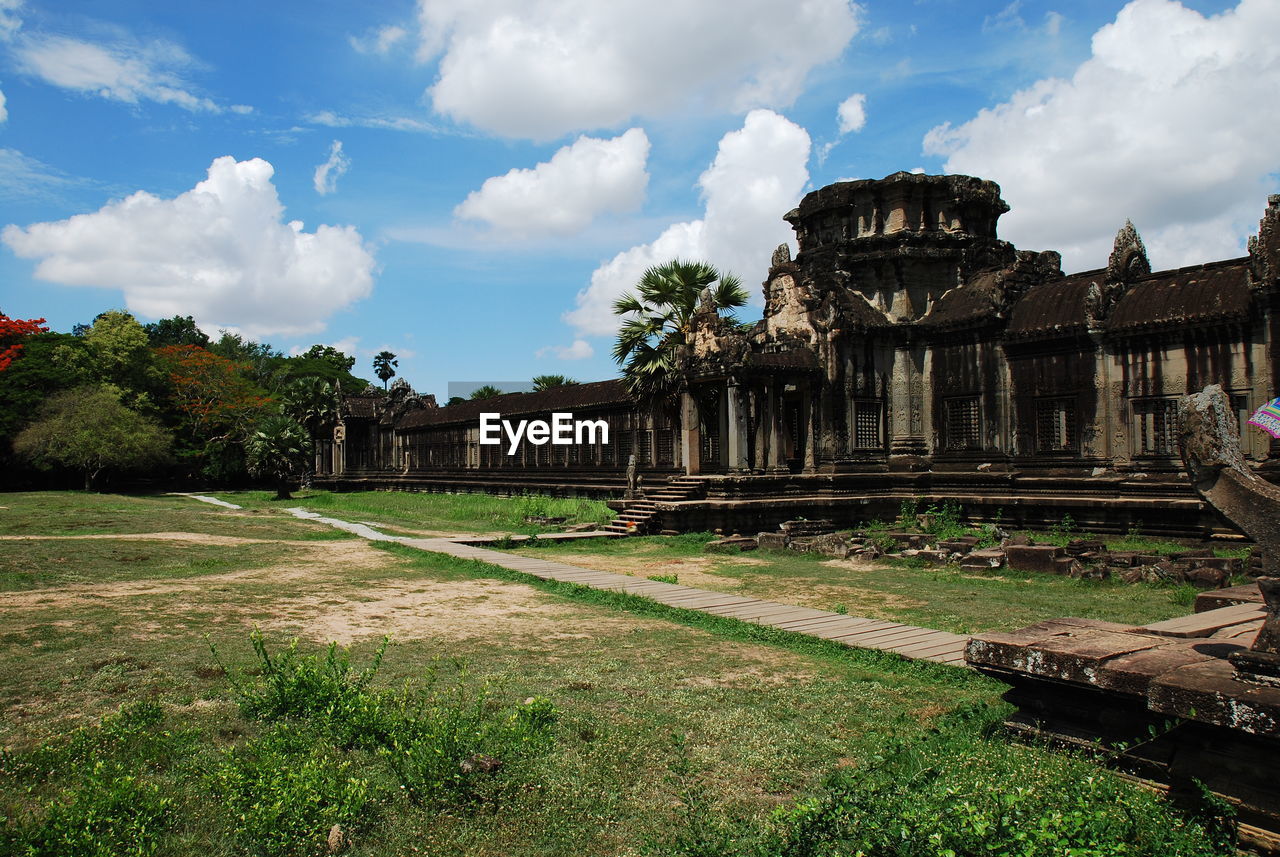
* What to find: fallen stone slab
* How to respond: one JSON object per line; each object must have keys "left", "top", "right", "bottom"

{"left": 704, "top": 536, "right": 758, "bottom": 553}
{"left": 960, "top": 548, "right": 1005, "bottom": 569}
{"left": 1065, "top": 538, "right": 1106, "bottom": 557}
{"left": 1196, "top": 582, "right": 1263, "bottom": 613}
{"left": 756, "top": 532, "right": 788, "bottom": 551}
{"left": 1005, "top": 544, "right": 1065, "bottom": 574}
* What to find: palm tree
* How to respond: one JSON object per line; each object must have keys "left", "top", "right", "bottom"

{"left": 532, "top": 374, "right": 579, "bottom": 392}
{"left": 245, "top": 415, "right": 313, "bottom": 500}
{"left": 373, "top": 351, "right": 398, "bottom": 389}
{"left": 279, "top": 376, "right": 338, "bottom": 436}
{"left": 469, "top": 385, "right": 504, "bottom": 400}
{"left": 611, "top": 259, "right": 748, "bottom": 401}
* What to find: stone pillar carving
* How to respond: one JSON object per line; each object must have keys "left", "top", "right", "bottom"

{"left": 803, "top": 382, "right": 818, "bottom": 473}
{"left": 725, "top": 382, "right": 749, "bottom": 472}
{"left": 889, "top": 343, "right": 926, "bottom": 460}
{"left": 681, "top": 391, "right": 701, "bottom": 476}
{"left": 751, "top": 385, "right": 767, "bottom": 471}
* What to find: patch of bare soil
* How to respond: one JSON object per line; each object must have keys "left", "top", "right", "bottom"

{"left": 256, "top": 577, "right": 647, "bottom": 647}
{"left": 674, "top": 642, "right": 817, "bottom": 688}
{"left": 0, "top": 539, "right": 391, "bottom": 613}
{"left": 529, "top": 552, "right": 748, "bottom": 590}
{"left": 0, "top": 532, "right": 277, "bottom": 546}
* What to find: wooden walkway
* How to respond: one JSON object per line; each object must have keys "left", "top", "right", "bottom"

{"left": 401, "top": 536, "right": 970, "bottom": 666}
{"left": 280, "top": 509, "right": 968, "bottom": 666}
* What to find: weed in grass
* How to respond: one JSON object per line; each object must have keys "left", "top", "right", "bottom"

{"left": 648, "top": 573, "right": 679, "bottom": 584}
{"left": 214, "top": 725, "right": 372, "bottom": 857}
{"left": 1170, "top": 583, "right": 1199, "bottom": 608}
{"left": 832, "top": 604, "right": 848, "bottom": 615}
{"left": 661, "top": 706, "right": 1236, "bottom": 857}
{"left": 0, "top": 701, "right": 195, "bottom": 857}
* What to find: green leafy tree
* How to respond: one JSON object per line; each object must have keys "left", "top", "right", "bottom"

{"left": 84, "top": 310, "right": 158, "bottom": 402}
{"left": 611, "top": 259, "right": 748, "bottom": 401}
{"left": 0, "top": 333, "right": 93, "bottom": 445}
{"left": 373, "top": 351, "right": 398, "bottom": 389}
{"left": 280, "top": 376, "right": 338, "bottom": 436}
{"left": 145, "top": 315, "right": 210, "bottom": 348}
{"left": 532, "top": 374, "right": 578, "bottom": 392}
{"left": 245, "top": 415, "right": 313, "bottom": 500}
{"left": 469, "top": 385, "right": 504, "bottom": 400}
{"left": 13, "top": 386, "right": 172, "bottom": 490}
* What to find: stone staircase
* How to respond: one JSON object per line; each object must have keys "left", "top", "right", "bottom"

{"left": 603, "top": 476, "right": 705, "bottom": 535}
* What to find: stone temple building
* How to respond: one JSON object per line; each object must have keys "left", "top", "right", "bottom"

{"left": 316, "top": 172, "right": 1280, "bottom": 536}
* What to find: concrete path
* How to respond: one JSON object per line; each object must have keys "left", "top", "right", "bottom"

{"left": 287, "top": 510, "right": 971, "bottom": 667}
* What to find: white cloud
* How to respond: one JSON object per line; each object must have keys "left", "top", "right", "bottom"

{"left": 15, "top": 33, "right": 221, "bottom": 111}
{"left": 836, "top": 93, "right": 866, "bottom": 134}
{"left": 536, "top": 339, "right": 595, "bottom": 360}
{"left": 3, "top": 156, "right": 376, "bottom": 340}
{"left": 306, "top": 110, "right": 438, "bottom": 133}
{"left": 0, "top": 88, "right": 6, "bottom": 122}
{"left": 350, "top": 24, "right": 408, "bottom": 55}
{"left": 0, "top": 0, "right": 21, "bottom": 41}
{"left": 455, "top": 128, "right": 649, "bottom": 238}
{"left": 924, "top": 0, "right": 1280, "bottom": 271}
{"left": 0, "top": 148, "right": 87, "bottom": 200}
{"left": 415, "top": 0, "right": 859, "bottom": 140}
{"left": 564, "top": 109, "right": 810, "bottom": 336}
{"left": 313, "top": 140, "right": 350, "bottom": 195}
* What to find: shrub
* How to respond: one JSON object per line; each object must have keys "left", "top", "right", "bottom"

{"left": 648, "top": 573, "right": 679, "bottom": 584}
{"left": 762, "top": 710, "right": 1234, "bottom": 857}
{"left": 214, "top": 727, "right": 370, "bottom": 857}
{"left": 0, "top": 701, "right": 189, "bottom": 857}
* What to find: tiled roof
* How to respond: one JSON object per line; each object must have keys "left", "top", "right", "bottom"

{"left": 1005, "top": 270, "right": 1101, "bottom": 338}
{"left": 1106, "top": 258, "right": 1253, "bottom": 332}
{"left": 398, "top": 379, "right": 631, "bottom": 430}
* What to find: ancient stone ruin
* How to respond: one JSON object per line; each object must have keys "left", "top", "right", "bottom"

{"left": 316, "top": 175, "right": 1279, "bottom": 538}
{"left": 966, "top": 385, "right": 1280, "bottom": 851}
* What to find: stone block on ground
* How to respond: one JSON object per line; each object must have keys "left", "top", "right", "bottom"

{"left": 1187, "top": 556, "right": 1243, "bottom": 574}
{"left": 705, "top": 536, "right": 758, "bottom": 553}
{"left": 1184, "top": 565, "right": 1231, "bottom": 590}
{"left": 960, "top": 548, "right": 1006, "bottom": 569}
{"left": 1005, "top": 544, "right": 1065, "bottom": 574}
{"left": 1107, "top": 551, "right": 1142, "bottom": 568}
{"left": 885, "top": 531, "right": 926, "bottom": 549}
{"left": 1065, "top": 539, "right": 1106, "bottom": 557}
{"left": 1195, "top": 583, "right": 1261, "bottom": 613}
{"left": 780, "top": 519, "right": 836, "bottom": 537}
{"left": 756, "top": 532, "right": 788, "bottom": 551}
{"left": 938, "top": 537, "right": 980, "bottom": 555}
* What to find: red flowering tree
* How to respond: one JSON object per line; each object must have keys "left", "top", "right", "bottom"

{"left": 155, "top": 344, "right": 273, "bottom": 442}
{"left": 0, "top": 313, "right": 49, "bottom": 372}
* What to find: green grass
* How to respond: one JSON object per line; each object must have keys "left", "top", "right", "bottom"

{"left": 512, "top": 534, "right": 1196, "bottom": 635}
{"left": 0, "top": 492, "right": 1234, "bottom": 855}
{"left": 217, "top": 488, "right": 615, "bottom": 535}
{"left": 0, "top": 538, "right": 314, "bottom": 591}
{"left": 0, "top": 491, "right": 349, "bottom": 540}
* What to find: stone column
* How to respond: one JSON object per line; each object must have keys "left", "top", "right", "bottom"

{"left": 751, "top": 385, "right": 767, "bottom": 471}
{"left": 889, "top": 343, "right": 926, "bottom": 460}
{"left": 681, "top": 391, "right": 701, "bottom": 475}
{"left": 726, "top": 382, "right": 749, "bottom": 472}
{"left": 767, "top": 380, "right": 787, "bottom": 473}
{"left": 803, "top": 382, "right": 818, "bottom": 473}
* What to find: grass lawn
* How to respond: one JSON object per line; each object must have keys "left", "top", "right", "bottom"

{"left": 512, "top": 534, "right": 1199, "bottom": 635}
{"left": 0, "top": 491, "right": 1232, "bottom": 856}
{"left": 215, "top": 488, "right": 615, "bottom": 537}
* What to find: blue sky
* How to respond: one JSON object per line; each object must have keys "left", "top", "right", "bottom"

{"left": 1, "top": 0, "right": 1275, "bottom": 399}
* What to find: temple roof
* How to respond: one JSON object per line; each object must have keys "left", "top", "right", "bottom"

{"left": 397, "top": 379, "right": 630, "bottom": 430}
{"left": 1106, "top": 257, "right": 1253, "bottom": 333}
{"left": 1005, "top": 270, "right": 1100, "bottom": 339}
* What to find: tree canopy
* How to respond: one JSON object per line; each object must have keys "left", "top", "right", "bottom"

{"left": 245, "top": 415, "right": 313, "bottom": 500}
{"left": 469, "top": 385, "right": 505, "bottom": 400}
{"left": 14, "top": 386, "right": 172, "bottom": 490}
{"left": 373, "top": 351, "right": 398, "bottom": 389}
{"left": 532, "top": 374, "right": 578, "bottom": 392}
{"left": 611, "top": 259, "right": 748, "bottom": 401}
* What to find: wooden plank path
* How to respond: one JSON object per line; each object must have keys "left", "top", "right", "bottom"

{"left": 399, "top": 536, "right": 970, "bottom": 666}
